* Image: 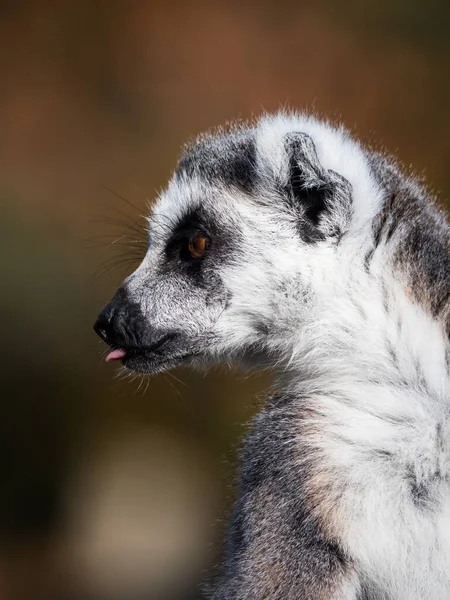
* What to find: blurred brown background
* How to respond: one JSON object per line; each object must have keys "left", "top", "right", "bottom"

{"left": 0, "top": 1, "right": 449, "bottom": 598}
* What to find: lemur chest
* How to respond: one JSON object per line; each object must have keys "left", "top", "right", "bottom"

{"left": 310, "top": 393, "right": 450, "bottom": 598}
{"left": 343, "top": 468, "right": 450, "bottom": 598}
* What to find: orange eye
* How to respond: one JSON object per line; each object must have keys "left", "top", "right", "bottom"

{"left": 188, "top": 236, "right": 208, "bottom": 259}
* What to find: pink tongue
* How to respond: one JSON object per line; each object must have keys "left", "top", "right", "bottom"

{"left": 106, "top": 348, "right": 127, "bottom": 362}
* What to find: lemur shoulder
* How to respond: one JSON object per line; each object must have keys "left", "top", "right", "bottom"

{"left": 95, "top": 113, "right": 450, "bottom": 599}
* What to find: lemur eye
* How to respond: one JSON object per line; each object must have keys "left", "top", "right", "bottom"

{"left": 188, "top": 236, "right": 208, "bottom": 259}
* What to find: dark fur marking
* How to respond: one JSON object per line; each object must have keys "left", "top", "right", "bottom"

{"left": 177, "top": 131, "right": 258, "bottom": 194}
{"left": 436, "top": 422, "right": 444, "bottom": 451}
{"left": 364, "top": 247, "right": 375, "bottom": 273}
{"left": 357, "top": 579, "right": 390, "bottom": 600}
{"left": 384, "top": 215, "right": 399, "bottom": 245}
{"left": 372, "top": 449, "right": 394, "bottom": 459}
{"left": 365, "top": 193, "right": 396, "bottom": 272}
{"left": 252, "top": 319, "right": 270, "bottom": 336}
{"left": 288, "top": 152, "right": 329, "bottom": 226}
{"left": 284, "top": 132, "right": 331, "bottom": 243}
{"left": 405, "top": 463, "right": 442, "bottom": 511}
{"left": 163, "top": 204, "right": 241, "bottom": 289}
{"left": 282, "top": 135, "right": 353, "bottom": 245}
{"left": 410, "top": 479, "right": 432, "bottom": 510}
{"left": 386, "top": 341, "right": 399, "bottom": 371}
{"left": 208, "top": 393, "right": 351, "bottom": 599}
{"left": 369, "top": 153, "right": 450, "bottom": 333}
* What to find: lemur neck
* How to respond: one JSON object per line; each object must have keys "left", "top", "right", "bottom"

{"left": 281, "top": 238, "right": 448, "bottom": 405}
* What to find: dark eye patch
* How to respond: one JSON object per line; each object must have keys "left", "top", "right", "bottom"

{"left": 165, "top": 208, "right": 211, "bottom": 259}
{"left": 161, "top": 204, "right": 240, "bottom": 285}
{"left": 162, "top": 206, "right": 218, "bottom": 284}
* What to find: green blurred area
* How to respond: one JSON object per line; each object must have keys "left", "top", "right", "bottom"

{"left": 0, "top": 1, "right": 448, "bottom": 598}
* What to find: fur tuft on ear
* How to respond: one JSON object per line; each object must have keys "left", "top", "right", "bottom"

{"left": 283, "top": 132, "right": 352, "bottom": 242}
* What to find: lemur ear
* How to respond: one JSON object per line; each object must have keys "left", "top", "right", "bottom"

{"left": 283, "top": 132, "right": 351, "bottom": 242}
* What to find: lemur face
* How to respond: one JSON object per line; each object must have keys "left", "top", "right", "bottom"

{"left": 94, "top": 116, "right": 354, "bottom": 373}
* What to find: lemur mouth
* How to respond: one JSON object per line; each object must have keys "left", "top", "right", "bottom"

{"left": 106, "top": 348, "right": 127, "bottom": 362}
{"left": 105, "top": 332, "right": 176, "bottom": 363}
{"left": 104, "top": 333, "right": 198, "bottom": 374}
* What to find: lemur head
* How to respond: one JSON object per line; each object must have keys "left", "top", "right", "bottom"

{"left": 94, "top": 114, "right": 382, "bottom": 374}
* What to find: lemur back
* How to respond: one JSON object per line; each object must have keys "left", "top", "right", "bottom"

{"left": 94, "top": 113, "right": 450, "bottom": 600}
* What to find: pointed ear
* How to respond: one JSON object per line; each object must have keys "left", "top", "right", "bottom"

{"left": 283, "top": 132, "right": 352, "bottom": 242}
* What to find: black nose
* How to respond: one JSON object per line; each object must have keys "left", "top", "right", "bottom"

{"left": 94, "top": 302, "right": 117, "bottom": 345}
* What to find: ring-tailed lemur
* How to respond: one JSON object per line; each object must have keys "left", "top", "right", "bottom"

{"left": 94, "top": 113, "right": 450, "bottom": 599}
